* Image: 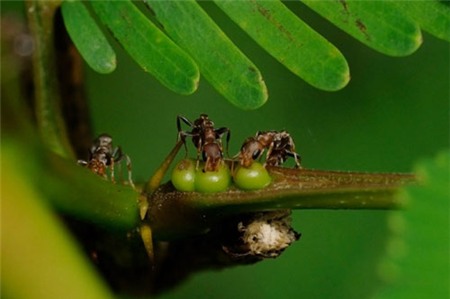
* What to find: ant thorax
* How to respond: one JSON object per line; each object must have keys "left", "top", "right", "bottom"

{"left": 78, "top": 134, "right": 135, "bottom": 188}
{"left": 177, "top": 114, "right": 230, "bottom": 172}
{"left": 239, "top": 130, "right": 301, "bottom": 168}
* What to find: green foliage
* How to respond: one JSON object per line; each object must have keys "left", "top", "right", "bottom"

{"left": 375, "top": 151, "right": 450, "bottom": 299}
{"left": 60, "top": 0, "right": 450, "bottom": 109}
{"left": 214, "top": 0, "right": 349, "bottom": 91}
{"left": 301, "top": 0, "right": 422, "bottom": 56}
{"left": 1, "top": 145, "right": 114, "bottom": 299}
{"left": 395, "top": 1, "right": 450, "bottom": 42}
{"left": 2, "top": 1, "right": 448, "bottom": 298}
{"left": 144, "top": 0, "right": 267, "bottom": 109}
{"left": 61, "top": 0, "right": 116, "bottom": 74}
{"left": 91, "top": 0, "right": 199, "bottom": 95}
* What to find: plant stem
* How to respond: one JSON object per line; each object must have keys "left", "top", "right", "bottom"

{"left": 145, "top": 167, "right": 416, "bottom": 239}
{"left": 26, "top": 0, "right": 74, "bottom": 159}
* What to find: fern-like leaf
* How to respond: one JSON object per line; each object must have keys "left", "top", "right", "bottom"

{"left": 60, "top": 0, "right": 450, "bottom": 109}
{"left": 61, "top": 0, "right": 116, "bottom": 74}
{"left": 215, "top": 0, "right": 349, "bottom": 91}
{"left": 145, "top": 0, "right": 268, "bottom": 109}
{"left": 91, "top": 0, "right": 200, "bottom": 95}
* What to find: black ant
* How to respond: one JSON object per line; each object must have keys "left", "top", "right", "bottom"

{"left": 177, "top": 114, "right": 230, "bottom": 172}
{"left": 239, "top": 130, "right": 301, "bottom": 168}
{"left": 77, "top": 134, "right": 134, "bottom": 188}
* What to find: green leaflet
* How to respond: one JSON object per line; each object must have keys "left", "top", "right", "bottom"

{"left": 301, "top": 0, "right": 422, "bottom": 57}
{"left": 395, "top": 1, "right": 450, "bottom": 42}
{"left": 61, "top": 0, "right": 116, "bottom": 74}
{"left": 91, "top": 0, "right": 199, "bottom": 95}
{"left": 215, "top": 0, "right": 349, "bottom": 91}
{"left": 376, "top": 151, "right": 450, "bottom": 299}
{"left": 145, "top": 0, "right": 268, "bottom": 110}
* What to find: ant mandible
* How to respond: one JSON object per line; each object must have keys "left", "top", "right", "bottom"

{"left": 177, "top": 114, "right": 231, "bottom": 172}
{"left": 78, "top": 134, "right": 135, "bottom": 188}
{"left": 239, "top": 130, "right": 302, "bottom": 169}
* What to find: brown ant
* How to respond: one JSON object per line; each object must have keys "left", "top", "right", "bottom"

{"left": 239, "top": 130, "right": 301, "bottom": 168}
{"left": 177, "top": 114, "right": 230, "bottom": 172}
{"left": 77, "top": 134, "right": 134, "bottom": 187}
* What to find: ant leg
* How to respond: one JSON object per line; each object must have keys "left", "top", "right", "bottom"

{"left": 117, "top": 160, "right": 124, "bottom": 181}
{"left": 293, "top": 152, "right": 302, "bottom": 169}
{"left": 264, "top": 143, "right": 275, "bottom": 167}
{"left": 224, "top": 128, "right": 231, "bottom": 158}
{"left": 178, "top": 131, "right": 190, "bottom": 158}
{"left": 177, "top": 115, "right": 194, "bottom": 132}
{"left": 124, "top": 154, "right": 135, "bottom": 188}
{"left": 195, "top": 141, "right": 202, "bottom": 171}
{"left": 110, "top": 159, "right": 116, "bottom": 183}
{"left": 77, "top": 160, "right": 88, "bottom": 167}
{"left": 286, "top": 150, "right": 302, "bottom": 169}
{"left": 287, "top": 136, "right": 302, "bottom": 168}
{"left": 111, "top": 146, "right": 126, "bottom": 183}
{"left": 177, "top": 115, "right": 195, "bottom": 157}
{"left": 216, "top": 127, "right": 231, "bottom": 158}
{"left": 179, "top": 131, "right": 201, "bottom": 159}
{"left": 177, "top": 115, "right": 194, "bottom": 142}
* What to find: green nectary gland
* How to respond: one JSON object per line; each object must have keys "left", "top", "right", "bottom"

{"left": 171, "top": 159, "right": 272, "bottom": 193}
{"left": 171, "top": 159, "right": 196, "bottom": 192}
{"left": 233, "top": 162, "right": 272, "bottom": 190}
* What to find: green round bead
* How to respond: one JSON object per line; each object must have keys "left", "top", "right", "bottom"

{"left": 171, "top": 159, "right": 196, "bottom": 192}
{"left": 194, "top": 162, "right": 231, "bottom": 193}
{"left": 234, "top": 162, "right": 272, "bottom": 190}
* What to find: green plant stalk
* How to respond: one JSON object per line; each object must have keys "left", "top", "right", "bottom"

{"left": 2, "top": 137, "right": 140, "bottom": 231}
{"left": 146, "top": 167, "right": 415, "bottom": 240}
{"left": 26, "top": 0, "right": 74, "bottom": 159}
{"left": 2, "top": 152, "right": 114, "bottom": 299}
{"left": 41, "top": 150, "right": 140, "bottom": 230}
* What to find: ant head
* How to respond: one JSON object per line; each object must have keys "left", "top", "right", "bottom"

{"left": 196, "top": 114, "right": 215, "bottom": 128}
{"left": 95, "top": 134, "right": 113, "bottom": 148}
{"left": 240, "top": 137, "right": 264, "bottom": 168}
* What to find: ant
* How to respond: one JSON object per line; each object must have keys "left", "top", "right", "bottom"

{"left": 77, "top": 134, "right": 134, "bottom": 188}
{"left": 239, "top": 130, "right": 302, "bottom": 169}
{"left": 177, "top": 114, "right": 230, "bottom": 172}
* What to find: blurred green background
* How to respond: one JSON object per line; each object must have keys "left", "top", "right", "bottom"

{"left": 2, "top": 1, "right": 449, "bottom": 298}
{"left": 82, "top": 2, "right": 448, "bottom": 299}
